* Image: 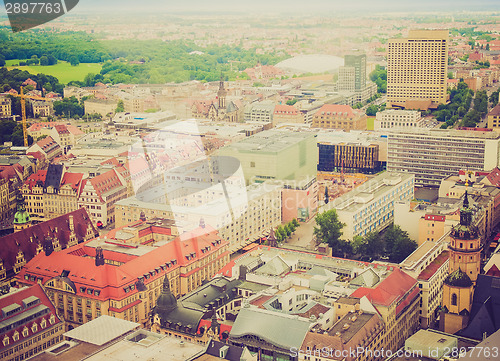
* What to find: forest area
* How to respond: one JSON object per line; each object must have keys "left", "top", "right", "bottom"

{"left": 0, "top": 27, "right": 289, "bottom": 85}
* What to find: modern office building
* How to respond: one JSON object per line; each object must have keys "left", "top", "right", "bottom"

{"left": 374, "top": 109, "right": 424, "bottom": 130}
{"left": 387, "top": 30, "right": 449, "bottom": 109}
{"left": 387, "top": 129, "right": 500, "bottom": 187}
{"left": 317, "top": 130, "right": 388, "bottom": 174}
{"left": 217, "top": 130, "right": 318, "bottom": 185}
{"left": 318, "top": 142, "right": 382, "bottom": 174}
{"left": 322, "top": 172, "right": 415, "bottom": 240}
{"left": 338, "top": 53, "right": 367, "bottom": 92}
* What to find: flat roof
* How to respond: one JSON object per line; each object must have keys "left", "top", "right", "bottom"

{"left": 63, "top": 315, "right": 140, "bottom": 346}
{"left": 220, "top": 129, "right": 315, "bottom": 154}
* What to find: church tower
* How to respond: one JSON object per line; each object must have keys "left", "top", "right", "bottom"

{"left": 448, "top": 190, "right": 482, "bottom": 283}
{"left": 440, "top": 190, "right": 478, "bottom": 334}
{"left": 13, "top": 191, "right": 31, "bottom": 232}
{"left": 217, "top": 76, "right": 227, "bottom": 110}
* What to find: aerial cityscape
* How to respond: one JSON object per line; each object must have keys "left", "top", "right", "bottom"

{"left": 0, "top": 1, "right": 500, "bottom": 360}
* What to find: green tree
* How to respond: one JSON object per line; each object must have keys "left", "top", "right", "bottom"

{"left": 286, "top": 99, "right": 297, "bottom": 106}
{"left": 69, "top": 55, "right": 80, "bottom": 66}
{"left": 0, "top": 55, "right": 5, "bottom": 67}
{"left": 490, "top": 90, "right": 499, "bottom": 106}
{"left": 383, "top": 225, "right": 417, "bottom": 263}
{"left": 115, "top": 99, "right": 124, "bottom": 113}
{"left": 39, "top": 56, "right": 49, "bottom": 66}
{"left": 314, "top": 209, "right": 346, "bottom": 256}
{"left": 292, "top": 218, "right": 300, "bottom": 228}
{"left": 366, "top": 104, "right": 379, "bottom": 116}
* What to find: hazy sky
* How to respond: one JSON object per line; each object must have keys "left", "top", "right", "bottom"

{"left": 73, "top": 0, "right": 500, "bottom": 14}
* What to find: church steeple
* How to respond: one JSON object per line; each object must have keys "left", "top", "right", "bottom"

{"left": 154, "top": 274, "right": 178, "bottom": 317}
{"left": 13, "top": 191, "right": 31, "bottom": 232}
{"left": 460, "top": 190, "right": 471, "bottom": 226}
{"left": 217, "top": 75, "right": 227, "bottom": 109}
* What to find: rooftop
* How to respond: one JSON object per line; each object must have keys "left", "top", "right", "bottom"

{"left": 219, "top": 129, "right": 315, "bottom": 154}
{"left": 63, "top": 315, "right": 140, "bottom": 346}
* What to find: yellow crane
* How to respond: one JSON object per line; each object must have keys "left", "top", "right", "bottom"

{"left": 12, "top": 86, "right": 48, "bottom": 147}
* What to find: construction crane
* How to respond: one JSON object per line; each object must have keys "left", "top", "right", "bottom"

{"left": 11, "top": 86, "right": 48, "bottom": 147}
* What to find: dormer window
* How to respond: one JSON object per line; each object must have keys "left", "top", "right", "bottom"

{"left": 31, "top": 323, "right": 38, "bottom": 333}
{"left": 13, "top": 331, "right": 19, "bottom": 342}
{"left": 22, "top": 327, "right": 29, "bottom": 337}
{"left": 49, "top": 314, "right": 55, "bottom": 325}
{"left": 3, "top": 336, "right": 9, "bottom": 346}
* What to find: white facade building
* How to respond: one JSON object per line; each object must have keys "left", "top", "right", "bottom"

{"left": 387, "top": 129, "right": 500, "bottom": 187}
{"left": 322, "top": 172, "right": 415, "bottom": 240}
{"left": 374, "top": 109, "right": 423, "bottom": 130}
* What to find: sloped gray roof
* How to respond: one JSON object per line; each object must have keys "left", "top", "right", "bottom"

{"left": 230, "top": 307, "right": 310, "bottom": 350}
{"left": 226, "top": 101, "right": 238, "bottom": 113}
{"left": 254, "top": 256, "right": 290, "bottom": 276}
{"left": 350, "top": 268, "right": 380, "bottom": 288}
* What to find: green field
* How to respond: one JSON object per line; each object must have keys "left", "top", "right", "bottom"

{"left": 6, "top": 59, "right": 102, "bottom": 84}
{"left": 367, "top": 117, "right": 375, "bottom": 130}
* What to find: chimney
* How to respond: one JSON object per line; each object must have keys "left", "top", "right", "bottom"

{"left": 69, "top": 215, "right": 74, "bottom": 232}
{"left": 139, "top": 211, "right": 146, "bottom": 222}
{"left": 199, "top": 218, "right": 205, "bottom": 229}
{"left": 43, "top": 236, "right": 54, "bottom": 256}
{"left": 95, "top": 246, "right": 105, "bottom": 266}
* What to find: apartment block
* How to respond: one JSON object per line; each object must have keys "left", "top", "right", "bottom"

{"left": 0, "top": 96, "right": 12, "bottom": 118}
{"left": 322, "top": 172, "right": 415, "bottom": 240}
{"left": 243, "top": 101, "right": 275, "bottom": 123}
{"left": 387, "top": 30, "right": 449, "bottom": 109}
{"left": 488, "top": 104, "right": 500, "bottom": 130}
{"left": 374, "top": 109, "right": 424, "bottom": 130}
{"left": 387, "top": 129, "right": 500, "bottom": 187}
{"left": 401, "top": 239, "right": 450, "bottom": 329}
{"left": 0, "top": 285, "right": 65, "bottom": 361}
{"left": 115, "top": 181, "right": 282, "bottom": 253}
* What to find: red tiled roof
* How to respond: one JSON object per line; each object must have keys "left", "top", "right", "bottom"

{"left": 418, "top": 251, "right": 450, "bottom": 281}
{"left": 250, "top": 295, "right": 273, "bottom": 309}
{"left": 90, "top": 169, "right": 124, "bottom": 197}
{"left": 0, "top": 284, "right": 62, "bottom": 351}
{"left": 486, "top": 167, "right": 500, "bottom": 187}
{"left": 61, "top": 172, "right": 84, "bottom": 193}
{"left": 350, "top": 268, "right": 418, "bottom": 307}
{"left": 0, "top": 208, "right": 97, "bottom": 280}
{"left": 424, "top": 214, "right": 445, "bottom": 222}
{"left": 18, "top": 225, "right": 228, "bottom": 302}
{"left": 314, "top": 104, "right": 355, "bottom": 118}
{"left": 486, "top": 264, "right": 500, "bottom": 277}
{"left": 26, "top": 151, "right": 46, "bottom": 161}
{"left": 274, "top": 104, "right": 299, "bottom": 115}
{"left": 54, "top": 124, "right": 70, "bottom": 135}
{"left": 24, "top": 170, "right": 47, "bottom": 190}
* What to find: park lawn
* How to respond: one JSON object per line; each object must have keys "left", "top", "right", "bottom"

{"left": 367, "top": 117, "right": 375, "bottom": 130}
{"left": 6, "top": 60, "right": 102, "bottom": 84}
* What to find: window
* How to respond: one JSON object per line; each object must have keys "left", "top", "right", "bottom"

{"left": 451, "top": 293, "right": 457, "bottom": 306}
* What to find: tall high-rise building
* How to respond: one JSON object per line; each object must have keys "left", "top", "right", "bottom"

{"left": 338, "top": 53, "right": 366, "bottom": 91}
{"left": 345, "top": 53, "right": 366, "bottom": 90}
{"left": 387, "top": 30, "right": 449, "bottom": 109}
